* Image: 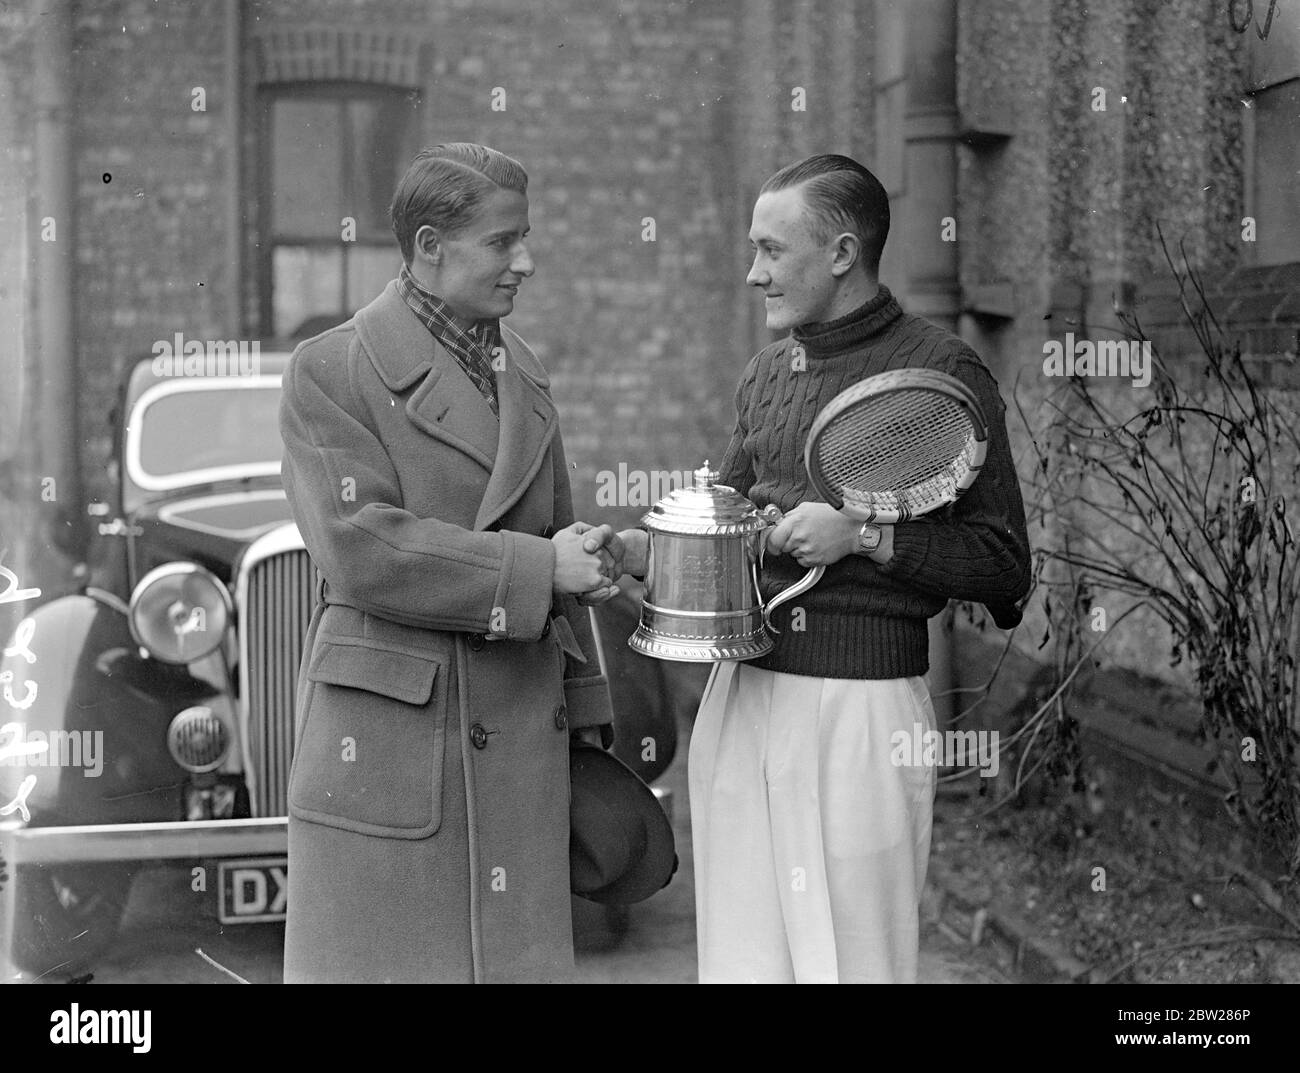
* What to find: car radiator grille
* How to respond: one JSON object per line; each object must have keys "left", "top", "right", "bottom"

{"left": 243, "top": 548, "right": 316, "bottom": 817}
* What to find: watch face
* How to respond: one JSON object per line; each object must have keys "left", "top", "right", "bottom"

{"left": 858, "top": 523, "right": 881, "bottom": 552}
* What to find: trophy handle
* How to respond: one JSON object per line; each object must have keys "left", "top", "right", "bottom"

{"left": 755, "top": 504, "right": 826, "bottom": 633}
{"left": 761, "top": 566, "right": 825, "bottom": 633}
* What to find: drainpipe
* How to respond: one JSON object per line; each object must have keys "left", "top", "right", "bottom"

{"left": 900, "top": 0, "right": 961, "bottom": 725}
{"left": 33, "top": 0, "right": 82, "bottom": 565}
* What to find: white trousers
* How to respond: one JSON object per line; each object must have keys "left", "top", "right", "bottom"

{"left": 689, "top": 661, "right": 937, "bottom": 984}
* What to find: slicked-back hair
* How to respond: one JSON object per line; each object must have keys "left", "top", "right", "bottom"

{"left": 759, "top": 154, "right": 890, "bottom": 273}
{"left": 390, "top": 143, "right": 528, "bottom": 264}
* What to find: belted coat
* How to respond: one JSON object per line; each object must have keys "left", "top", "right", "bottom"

{"left": 279, "top": 280, "right": 613, "bottom": 983}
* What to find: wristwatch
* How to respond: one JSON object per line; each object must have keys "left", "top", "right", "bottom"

{"left": 856, "top": 521, "right": 882, "bottom": 555}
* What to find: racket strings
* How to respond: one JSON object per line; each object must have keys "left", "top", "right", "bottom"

{"left": 818, "top": 390, "right": 980, "bottom": 516}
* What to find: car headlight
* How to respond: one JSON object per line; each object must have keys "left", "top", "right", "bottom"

{"left": 129, "top": 563, "right": 232, "bottom": 664}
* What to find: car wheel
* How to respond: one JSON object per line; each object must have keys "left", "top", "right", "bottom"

{"left": 9, "top": 863, "right": 134, "bottom": 977}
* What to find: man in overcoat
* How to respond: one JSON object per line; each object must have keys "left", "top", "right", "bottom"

{"left": 279, "top": 143, "right": 619, "bottom": 983}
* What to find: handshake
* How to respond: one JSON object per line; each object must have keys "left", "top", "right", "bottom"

{"left": 550, "top": 523, "right": 650, "bottom": 606}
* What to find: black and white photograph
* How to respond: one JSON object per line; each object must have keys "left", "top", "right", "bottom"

{"left": 0, "top": 0, "right": 1297, "bottom": 1025}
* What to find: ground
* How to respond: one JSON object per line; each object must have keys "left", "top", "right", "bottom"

{"left": 930, "top": 776, "right": 1300, "bottom": 984}
{"left": 13, "top": 703, "right": 1298, "bottom": 984}
{"left": 9, "top": 717, "right": 1008, "bottom": 984}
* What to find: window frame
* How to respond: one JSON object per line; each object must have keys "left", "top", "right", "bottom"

{"left": 255, "top": 81, "right": 419, "bottom": 337}
{"left": 1242, "top": 17, "right": 1300, "bottom": 269}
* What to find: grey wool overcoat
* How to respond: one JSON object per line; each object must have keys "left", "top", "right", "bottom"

{"left": 278, "top": 280, "right": 613, "bottom": 983}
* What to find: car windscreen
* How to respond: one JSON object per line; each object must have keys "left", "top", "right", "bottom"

{"left": 129, "top": 378, "right": 284, "bottom": 488}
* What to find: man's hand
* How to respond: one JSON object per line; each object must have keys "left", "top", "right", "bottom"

{"left": 764, "top": 503, "right": 864, "bottom": 567}
{"left": 572, "top": 526, "right": 651, "bottom": 605}
{"left": 585, "top": 528, "right": 648, "bottom": 581}
{"left": 581, "top": 525, "right": 623, "bottom": 571}
{"left": 553, "top": 522, "right": 617, "bottom": 596}
{"left": 566, "top": 522, "right": 623, "bottom": 605}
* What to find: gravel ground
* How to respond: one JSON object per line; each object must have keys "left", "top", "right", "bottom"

{"left": 929, "top": 780, "right": 1300, "bottom": 985}
{"left": 13, "top": 725, "right": 1013, "bottom": 985}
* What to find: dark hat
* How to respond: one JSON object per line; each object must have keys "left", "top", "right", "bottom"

{"left": 570, "top": 742, "right": 677, "bottom": 905}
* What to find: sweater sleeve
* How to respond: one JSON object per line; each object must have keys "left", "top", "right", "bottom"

{"left": 875, "top": 352, "right": 1032, "bottom": 608}
{"left": 717, "top": 354, "right": 759, "bottom": 494}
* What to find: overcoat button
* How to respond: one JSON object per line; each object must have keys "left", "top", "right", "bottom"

{"left": 470, "top": 723, "right": 489, "bottom": 749}
{"left": 468, "top": 633, "right": 486, "bottom": 651}
{"left": 553, "top": 707, "right": 567, "bottom": 731}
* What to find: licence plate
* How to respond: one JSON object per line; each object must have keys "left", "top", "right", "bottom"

{"left": 218, "top": 857, "right": 288, "bottom": 924}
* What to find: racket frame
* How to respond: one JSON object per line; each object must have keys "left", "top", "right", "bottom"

{"left": 763, "top": 368, "right": 990, "bottom": 631}
{"left": 804, "top": 367, "right": 989, "bottom": 523}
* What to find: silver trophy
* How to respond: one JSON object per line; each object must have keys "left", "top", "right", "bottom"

{"left": 628, "top": 462, "right": 812, "bottom": 662}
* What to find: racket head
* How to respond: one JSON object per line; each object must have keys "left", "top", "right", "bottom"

{"left": 805, "top": 368, "right": 989, "bottom": 523}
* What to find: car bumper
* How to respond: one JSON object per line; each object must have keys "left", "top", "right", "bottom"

{"left": 0, "top": 790, "right": 669, "bottom": 866}
{"left": 0, "top": 818, "right": 287, "bottom": 975}
{"left": 0, "top": 816, "right": 286, "bottom": 866}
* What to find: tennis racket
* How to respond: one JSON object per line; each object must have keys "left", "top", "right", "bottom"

{"left": 762, "top": 367, "right": 990, "bottom": 629}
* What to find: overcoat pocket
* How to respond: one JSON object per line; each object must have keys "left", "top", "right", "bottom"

{"left": 288, "top": 633, "right": 446, "bottom": 839}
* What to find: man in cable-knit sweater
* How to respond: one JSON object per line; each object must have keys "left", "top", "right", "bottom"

{"left": 632, "top": 153, "right": 1031, "bottom": 983}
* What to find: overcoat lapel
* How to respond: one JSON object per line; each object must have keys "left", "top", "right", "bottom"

{"left": 353, "top": 281, "right": 499, "bottom": 472}
{"left": 406, "top": 349, "right": 500, "bottom": 471}
{"left": 353, "top": 280, "right": 558, "bottom": 531}
{"left": 474, "top": 332, "right": 557, "bottom": 531}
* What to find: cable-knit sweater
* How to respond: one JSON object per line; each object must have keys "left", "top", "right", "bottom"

{"left": 718, "top": 284, "right": 1031, "bottom": 679}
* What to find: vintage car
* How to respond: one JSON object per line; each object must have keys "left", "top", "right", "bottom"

{"left": 0, "top": 348, "right": 691, "bottom": 978}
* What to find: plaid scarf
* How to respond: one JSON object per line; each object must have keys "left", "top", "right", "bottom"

{"left": 397, "top": 265, "right": 502, "bottom": 417}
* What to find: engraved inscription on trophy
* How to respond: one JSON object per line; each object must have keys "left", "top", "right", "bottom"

{"left": 679, "top": 551, "right": 737, "bottom": 612}
{"left": 679, "top": 552, "right": 726, "bottom": 598}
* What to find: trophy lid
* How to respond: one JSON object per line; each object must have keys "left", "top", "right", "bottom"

{"left": 641, "top": 461, "right": 771, "bottom": 535}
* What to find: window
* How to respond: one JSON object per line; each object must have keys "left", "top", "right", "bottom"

{"left": 258, "top": 85, "right": 420, "bottom": 338}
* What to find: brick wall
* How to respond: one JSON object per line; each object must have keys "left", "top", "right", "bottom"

{"left": 52, "top": 0, "right": 878, "bottom": 534}
{"left": 4, "top": 0, "right": 1296, "bottom": 705}
{"left": 0, "top": 2, "right": 40, "bottom": 632}
{"left": 956, "top": 0, "right": 1295, "bottom": 700}
{"left": 73, "top": 0, "right": 240, "bottom": 511}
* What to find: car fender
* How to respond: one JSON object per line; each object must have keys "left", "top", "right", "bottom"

{"left": 0, "top": 591, "right": 213, "bottom": 826}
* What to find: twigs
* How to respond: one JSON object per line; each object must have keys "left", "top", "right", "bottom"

{"left": 1093, "top": 926, "right": 1293, "bottom": 984}
{"left": 965, "top": 604, "right": 1145, "bottom": 815}
{"left": 1226, "top": 863, "right": 1300, "bottom": 934}
{"left": 1011, "top": 233, "right": 1300, "bottom": 882}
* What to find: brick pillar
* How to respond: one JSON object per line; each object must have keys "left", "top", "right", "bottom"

{"left": 872, "top": 0, "right": 907, "bottom": 288}
{"left": 827, "top": 0, "right": 868, "bottom": 159}
{"left": 734, "top": 0, "right": 780, "bottom": 360}
{"left": 225, "top": 0, "right": 245, "bottom": 336}
{"left": 1079, "top": 0, "right": 1129, "bottom": 331}
{"left": 789, "top": 0, "right": 816, "bottom": 160}
{"left": 900, "top": 0, "right": 961, "bottom": 324}
{"left": 893, "top": 0, "right": 962, "bottom": 724}
{"left": 0, "top": 5, "right": 36, "bottom": 614}
{"left": 32, "top": 0, "right": 82, "bottom": 568}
